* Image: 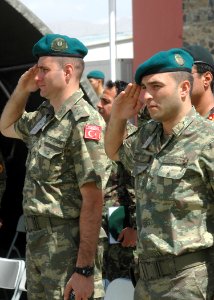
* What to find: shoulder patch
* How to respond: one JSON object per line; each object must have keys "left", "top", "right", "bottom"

{"left": 208, "top": 112, "right": 214, "bottom": 121}
{"left": 84, "top": 124, "right": 102, "bottom": 141}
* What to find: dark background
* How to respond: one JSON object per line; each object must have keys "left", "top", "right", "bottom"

{"left": 0, "top": 0, "right": 51, "bottom": 258}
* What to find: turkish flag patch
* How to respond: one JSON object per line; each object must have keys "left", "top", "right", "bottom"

{"left": 84, "top": 124, "right": 102, "bottom": 140}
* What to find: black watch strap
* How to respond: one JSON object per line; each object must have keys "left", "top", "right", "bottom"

{"left": 74, "top": 266, "right": 94, "bottom": 277}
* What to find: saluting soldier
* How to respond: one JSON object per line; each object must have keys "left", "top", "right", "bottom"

{"left": 0, "top": 34, "right": 111, "bottom": 300}
{"left": 105, "top": 48, "right": 214, "bottom": 299}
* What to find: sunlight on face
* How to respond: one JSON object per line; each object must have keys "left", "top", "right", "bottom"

{"left": 141, "top": 73, "right": 182, "bottom": 123}
{"left": 35, "top": 56, "right": 65, "bottom": 100}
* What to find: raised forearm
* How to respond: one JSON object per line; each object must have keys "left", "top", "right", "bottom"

{"left": 105, "top": 117, "right": 127, "bottom": 161}
{"left": 1, "top": 87, "right": 30, "bottom": 135}
{"left": 105, "top": 83, "right": 142, "bottom": 161}
{"left": 1, "top": 65, "right": 38, "bottom": 138}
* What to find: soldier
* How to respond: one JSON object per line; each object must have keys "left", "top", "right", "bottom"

{"left": 87, "top": 70, "right": 105, "bottom": 98}
{"left": 0, "top": 33, "right": 111, "bottom": 300}
{"left": 105, "top": 48, "right": 214, "bottom": 299}
{"left": 97, "top": 80, "right": 137, "bottom": 282}
{"left": 184, "top": 44, "right": 214, "bottom": 118}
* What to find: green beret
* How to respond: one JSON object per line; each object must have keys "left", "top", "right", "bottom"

{"left": 32, "top": 34, "right": 88, "bottom": 59}
{"left": 87, "top": 70, "right": 105, "bottom": 80}
{"left": 135, "top": 48, "right": 194, "bottom": 85}
{"left": 109, "top": 206, "right": 129, "bottom": 241}
{"left": 183, "top": 44, "right": 214, "bottom": 70}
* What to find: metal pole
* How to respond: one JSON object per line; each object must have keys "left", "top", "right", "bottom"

{"left": 109, "top": 0, "right": 116, "bottom": 81}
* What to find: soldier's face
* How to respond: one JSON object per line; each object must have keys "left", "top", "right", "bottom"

{"left": 142, "top": 72, "right": 182, "bottom": 123}
{"left": 191, "top": 65, "right": 206, "bottom": 106}
{"left": 97, "top": 87, "right": 117, "bottom": 122}
{"left": 35, "top": 56, "right": 66, "bottom": 100}
{"left": 88, "top": 78, "right": 100, "bottom": 92}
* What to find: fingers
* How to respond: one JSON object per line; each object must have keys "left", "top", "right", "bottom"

{"left": 132, "top": 85, "right": 142, "bottom": 102}
{"left": 121, "top": 239, "right": 136, "bottom": 248}
{"left": 125, "top": 83, "right": 141, "bottom": 98}
{"left": 64, "top": 280, "right": 73, "bottom": 300}
{"left": 124, "top": 83, "right": 133, "bottom": 95}
{"left": 117, "top": 231, "right": 124, "bottom": 242}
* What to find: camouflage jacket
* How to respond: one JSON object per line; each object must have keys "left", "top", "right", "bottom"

{"left": 119, "top": 108, "right": 214, "bottom": 258}
{"left": 14, "top": 89, "right": 111, "bottom": 218}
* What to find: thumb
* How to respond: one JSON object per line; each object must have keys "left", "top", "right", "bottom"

{"left": 117, "top": 230, "right": 124, "bottom": 241}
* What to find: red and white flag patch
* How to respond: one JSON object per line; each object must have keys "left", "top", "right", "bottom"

{"left": 84, "top": 124, "right": 102, "bottom": 140}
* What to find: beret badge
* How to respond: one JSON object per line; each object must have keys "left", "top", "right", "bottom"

{"left": 51, "top": 38, "right": 68, "bottom": 52}
{"left": 174, "top": 54, "right": 185, "bottom": 66}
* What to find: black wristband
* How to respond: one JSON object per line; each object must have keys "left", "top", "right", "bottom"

{"left": 74, "top": 266, "right": 94, "bottom": 277}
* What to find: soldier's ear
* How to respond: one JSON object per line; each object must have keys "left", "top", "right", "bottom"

{"left": 203, "top": 71, "right": 213, "bottom": 88}
{"left": 64, "top": 64, "right": 74, "bottom": 80}
{"left": 180, "top": 80, "right": 190, "bottom": 98}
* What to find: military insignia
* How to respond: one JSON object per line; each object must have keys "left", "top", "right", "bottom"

{"left": 174, "top": 54, "right": 184, "bottom": 66}
{"left": 208, "top": 113, "right": 214, "bottom": 121}
{"left": 30, "top": 115, "right": 47, "bottom": 135}
{"left": 84, "top": 125, "right": 101, "bottom": 141}
{"left": 51, "top": 38, "right": 68, "bottom": 52}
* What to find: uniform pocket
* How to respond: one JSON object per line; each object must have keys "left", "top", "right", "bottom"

{"left": 157, "top": 156, "right": 188, "bottom": 179}
{"left": 27, "top": 136, "right": 66, "bottom": 181}
{"left": 39, "top": 137, "right": 64, "bottom": 159}
{"left": 152, "top": 156, "right": 188, "bottom": 199}
{"left": 38, "top": 137, "right": 65, "bottom": 180}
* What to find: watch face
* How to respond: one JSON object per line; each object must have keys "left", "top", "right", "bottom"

{"left": 83, "top": 269, "right": 91, "bottom": 276}
{"left": 75, "top": 266, "right": 94, "bottom": 277}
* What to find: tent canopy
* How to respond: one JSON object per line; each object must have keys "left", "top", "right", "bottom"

{"left": 0, "top": 0, "right": 52, "bottom": 104}
{"left": 0, "top": 0, "right": 51, "bottom": 69}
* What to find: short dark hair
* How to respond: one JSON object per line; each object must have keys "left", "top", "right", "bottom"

{"left": 170, "top": 71, "right": 194, "bottom": 95}
{"left": 105, "top": 80, "right": 128, "bottom": 96}
{"left": 195, "top": 63, "right": 214, "bottom": 92}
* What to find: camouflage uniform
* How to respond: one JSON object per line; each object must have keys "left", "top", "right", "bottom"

{"left": 119, "top": 108, "right": 214, "bottom": 300}
{"left": 14, "top": 89, "right": 111, "bottom": 300}
{"left": 102, "top": 122, "right": 137, "bottom": 282}
{"left": 0, "top": 150, "right": 6, "bottom": 206}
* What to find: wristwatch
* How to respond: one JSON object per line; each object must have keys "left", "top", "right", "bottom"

{"left": 74, "top": 266, "right": 94, "bottom": 277}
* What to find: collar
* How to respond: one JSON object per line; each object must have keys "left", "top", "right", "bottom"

{"left": 171, "top": 107, "right": 197, "bottom": 137}
{"left": 54, "top": 89, "right": 84, "bottom": 120}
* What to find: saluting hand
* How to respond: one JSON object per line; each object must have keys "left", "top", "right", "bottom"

{"left": 17, "top": 65, "right": 39, "bottom": 94}
{"left": 111, "top": 83, "right": 142, "bottom": 121}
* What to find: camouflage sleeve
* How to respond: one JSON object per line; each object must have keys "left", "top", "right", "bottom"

{"left": 118, "top": 129, "right": 139, "bottom": 173}
{"left": 200, "top": 140, "right": 214, "bottom": 260}
{"left": 72, "top": 119, "right": 111, "bottom": 190}
{"left": 126, "top": 121, "right": 137, "bottom": 136}
{"left": 117, "top": 161, "right": 137, "bottom": 229}
{"left": 137, "top": 106, "right": 151, "bottom": 127}
{"left": 14, "top": 111, "right": 38, "bottom": 143}
{"left": 200, "top": 140, "right": 214, "bottom": 191}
